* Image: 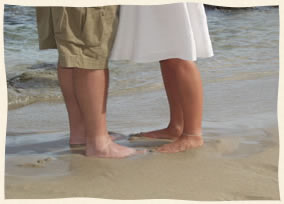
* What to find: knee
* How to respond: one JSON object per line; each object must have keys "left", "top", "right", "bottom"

{"left": 160, "top": 58, "right": 195, "bottom": 69}
{"left": 160, "top": 58, "right": 183, "bottom": 65}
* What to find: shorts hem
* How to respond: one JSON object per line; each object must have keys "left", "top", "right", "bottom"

{"left": 58, "top": 54, "right": 109, "bottom": 69}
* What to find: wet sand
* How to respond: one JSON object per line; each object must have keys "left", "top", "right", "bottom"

{"left": 5, "top": 101, "right": 280, "bottom": 200}
{"left": 5, "top": 131, "right": 279, "bottom": 200}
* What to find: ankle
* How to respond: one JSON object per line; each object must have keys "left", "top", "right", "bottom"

{"left": 167, "top": 124, "right": 183, "bottom": 135}
{"left": 70, "top": 124, "right": 85, "bottom": 139}
{"left": 86, "top": 135, "right": 111, "bottom": 149}
{"left": 181, "top": 130, "right": 203, "bottom": 139}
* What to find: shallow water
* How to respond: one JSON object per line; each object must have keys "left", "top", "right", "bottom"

{"left": 4, "top": 5, "right": 279, "bottom": 159}
{"left": 4, "top": 5, "right": 279, "bottom": 107}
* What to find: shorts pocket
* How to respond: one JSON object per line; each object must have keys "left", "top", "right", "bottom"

{"left": 52, "top": 7, "right": 84, "bottom": 44}
{"left": 81, "top": 7, "right": 104, "bottom": 47}
{"left": 51, "top": 7, "right": 66, "bottom": 34}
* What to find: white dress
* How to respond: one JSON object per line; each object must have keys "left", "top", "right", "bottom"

{"left": 110, "top": 3, "right": 214, "bottom": 63}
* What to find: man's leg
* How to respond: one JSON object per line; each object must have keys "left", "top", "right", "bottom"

{"left": 157, "top": 59, "right": 203, "bottom": 153}
{"left": 57, "top": 65, "right": 85, "bottom": 145}
{"left": 58, "top": 65, "right": 120, "bottom": 145}
{"left": 73, "top": 68, "right": 138, "bottom": 158}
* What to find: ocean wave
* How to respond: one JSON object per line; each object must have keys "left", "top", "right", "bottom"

{"left": 7, "top": 63, "right": 63, "bottom": 109}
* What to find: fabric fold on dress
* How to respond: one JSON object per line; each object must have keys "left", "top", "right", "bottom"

{"left": 110, "top": 3, "right": 214, "bottom": 63}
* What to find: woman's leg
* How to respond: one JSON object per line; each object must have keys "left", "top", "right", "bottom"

{"left": 57, "top": 65, "right": 86, "bottom": 145}
{"left": 157, "top": 59, "right": 203, "bottom": 153}
{"left": 140, "top": 63, "right": 183, "bottom": 139}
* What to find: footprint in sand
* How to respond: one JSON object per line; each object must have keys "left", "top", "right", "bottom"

{"left": 16, "top": 157, "right": 53, "bottom": 168}
{"left": 213, "top": 138, "right": 240, "bottom": 155}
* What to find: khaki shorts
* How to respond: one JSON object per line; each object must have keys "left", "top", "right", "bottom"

{"left": 36, "top": 6, "right": 119, "bottom": 69}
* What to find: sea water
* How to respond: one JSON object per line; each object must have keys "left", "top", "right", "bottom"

{"left": 4, "top": 5, "right": 279, "bottom": 158}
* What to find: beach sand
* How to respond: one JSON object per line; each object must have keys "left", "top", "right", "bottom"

{"left": 5, "top": 101, "right": 280, "bottom": 200}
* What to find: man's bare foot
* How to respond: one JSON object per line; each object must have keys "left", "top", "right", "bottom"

{"left": 131, "top": 127, "right": 182, "bottom": 140}
{"left": 86, "top": 136, "right": 146, "bottom": 158}
{"left": 157, "top": 133, "right": 203, "bottom": 153}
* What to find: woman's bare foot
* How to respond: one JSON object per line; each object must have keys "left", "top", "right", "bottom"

{"left": 86, "top": 136, "right": 145, "bottom": 158}
{"left": 132, "top": 126, "right": 183, "bottom": 140}
{"left": 157, "top": 133, "right": 203, "bottom": 153}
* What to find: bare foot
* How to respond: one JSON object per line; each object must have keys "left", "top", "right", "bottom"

{"left": 132, "top": 127, "right": 182, "bottom": 140}
{"left": 157, "top": 134, "right": 203, "bottom": 153}
{"left": 86, "top": 137, "right": 146, "bottom": 158}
